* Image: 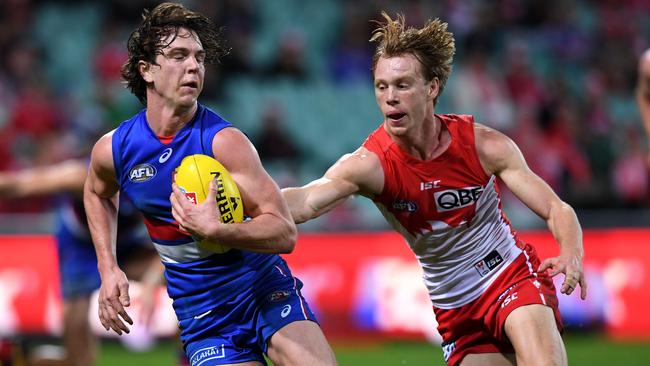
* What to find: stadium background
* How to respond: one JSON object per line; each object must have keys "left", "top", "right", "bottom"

{"left": 1, "top": 0, "right": 649, "bottom": 365}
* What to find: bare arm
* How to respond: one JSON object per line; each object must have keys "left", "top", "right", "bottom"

{"left": 170, "top": 128, "right": 296, "bottom": 253}
{"left": 0, "top": 159, "right": 87, "bottom": 198}
{"left": 282, "top": 147, "right": 384, "bottom": 223}
{"left": 84, "top": 131, "right": 133, "bottom": 334}
{"left": 475, "top": 124, "right": 587, "bottom": 300}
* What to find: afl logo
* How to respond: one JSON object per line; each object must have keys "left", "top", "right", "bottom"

{"left": 129, "top": 164, "right": 157, "bottom": 182}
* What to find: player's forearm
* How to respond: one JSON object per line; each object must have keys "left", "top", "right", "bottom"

{"left": 546, "top": 201, "right": 584, "bottom": 259}
{"left": 84, "top": 189, "right": 120, "bottom": 271}
{"left": 281, "top": 187, "right": 320, "bottom": 224}
{"left": 205, "top": 212, "right": 297, "bottom": 253}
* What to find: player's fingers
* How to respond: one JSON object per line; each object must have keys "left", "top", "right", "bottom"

{"left": 103, "top": 302, "right": 124, "bottom": 335}
{"left": 561, "top": 271, "right": 580, "bottom": 296}
{"left": 172, "top": 183, "right": 191, "bottom": 207}
{"left": 206, "top": 178, "right": 218, "bottom": 202}
{"left": 177, "top": 222, "right": 191, "bottom": 235}
{"left": 579, "top": 275, "right": 588, "bottom": 300}
{"left": 560, "top": 281, "right": 575, "bottom": 296}
{"left": 537, "top": 258, "right": 556, "bottom": 273}
{"left": 98, "top": 303, "right": 110, "bottom": 331}
{"left": 171, "top": 205, "right": 183, "bottom": 226}
{"left": 119, "top": 283, "right": 131, "bottom": 307}
{"left": 118, "top": 285, "right": 133, "bottom": 327}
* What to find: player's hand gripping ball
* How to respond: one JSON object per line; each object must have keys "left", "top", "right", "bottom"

{"left": 174, "top": 154, "right": 244, "bottom": 253}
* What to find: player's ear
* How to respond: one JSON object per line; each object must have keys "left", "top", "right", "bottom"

{"left": 428, "top": 77, "right": 440, "bottom": 101}
{"left": 139, "top": 60, "right": 154, "bottom": 83}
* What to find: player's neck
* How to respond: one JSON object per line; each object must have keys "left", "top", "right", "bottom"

{"left": 145, "top": 100, "right": 198, "bottom": 137}
{"left": 395, "top": 115, "right": 448, "bottom": 161}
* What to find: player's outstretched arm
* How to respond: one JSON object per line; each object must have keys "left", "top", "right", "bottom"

{"left": 475, "top": 124, "right": 587, "bottom": 300}
{"left": 282, "top": 147, "right": 384, "bottom": 224}
{"left": 0, "top": 159, "right": 87, "bottom": 198}
{"left": 84, "top": 132, "right": 133, "bottom": 335}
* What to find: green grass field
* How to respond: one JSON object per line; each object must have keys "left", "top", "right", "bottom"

{"left": 95, "top": 333, "right": 650, "bottom": 366}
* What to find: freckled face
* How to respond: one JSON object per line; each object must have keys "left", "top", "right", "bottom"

{"left": 374, "top": 54, "right": 436, "bottom": 136}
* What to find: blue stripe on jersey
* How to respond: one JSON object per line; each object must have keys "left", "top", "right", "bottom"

{"left": 112, "top": 103, "right": 284, "bottom": 318}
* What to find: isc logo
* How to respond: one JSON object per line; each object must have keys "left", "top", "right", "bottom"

{"left": 129, "top": 164, "right": 157, "bottom": 183}
{"left": 434, "top": 186, "right": 483, "bottom": 212}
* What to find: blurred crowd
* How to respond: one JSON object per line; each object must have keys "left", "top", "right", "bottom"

{"left": 0, "top": 0, "right": 649, "bottom": 227}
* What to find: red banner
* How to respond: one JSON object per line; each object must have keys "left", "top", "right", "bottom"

{"left": 1, "top": 230, "right": 649, "bottom": 340}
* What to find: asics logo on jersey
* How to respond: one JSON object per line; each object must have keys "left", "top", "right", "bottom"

{"left": 129, "top": 164, "right": 157, "bottom": 183}
{"left": 281, "top": 304, "right": 292, "bottom": 318}
{"left": 159, "top": 148, "right": 173, "bottom": 163}
{"left": 434, "top": 186, "right": 484, "bottom": 212}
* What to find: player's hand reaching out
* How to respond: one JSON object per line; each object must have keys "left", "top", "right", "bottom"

{"left": 170, "top": 179, "right": 223, "bottom": 240}
{"left": 97, "top": 266, "right": 133, "bottom": 335}
{"left": 538, "top": 251, "right": 587, "bottom": 300}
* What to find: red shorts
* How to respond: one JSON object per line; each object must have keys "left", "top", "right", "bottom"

{"left": 434, "top": 244, "right": 563, "bottom": 366}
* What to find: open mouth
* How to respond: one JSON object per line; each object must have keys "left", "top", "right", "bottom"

{"left": 181, "top": 81, "right": 198, "bottom": 89}
{"left": 387, "top": 112, "right": 406, "bottom": 121}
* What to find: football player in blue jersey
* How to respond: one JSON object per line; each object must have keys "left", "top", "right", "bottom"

{"left": 0, "top": 159, "right": 162, "bottom": 366}
{"left": 84, "top": 3, "right": 336, "bottom": 366}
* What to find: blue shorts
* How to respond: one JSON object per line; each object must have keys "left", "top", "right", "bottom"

{"left": 179, "top": 260, "right": 317, "bottom": 366}
{"left": 56, "top": 224, "right": 151, "bottom": 299}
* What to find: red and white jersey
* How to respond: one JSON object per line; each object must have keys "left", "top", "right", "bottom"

{"left": 363, "top": 114, "right": 525, "bottom": 309}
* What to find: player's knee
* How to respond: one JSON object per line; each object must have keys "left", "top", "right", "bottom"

{"left": 267, "top": 322, "right": 337, "bottom": 366}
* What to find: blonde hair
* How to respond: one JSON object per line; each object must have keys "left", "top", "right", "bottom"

{"left": 370, "top": 12, "right": 455, "bottom": 104}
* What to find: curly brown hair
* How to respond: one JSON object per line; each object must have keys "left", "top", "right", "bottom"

{"left": 370, "top": 12, "right": 455, "bottom": 105}
{"left": 121, "top": 2, "right": 229, "bottom": 104}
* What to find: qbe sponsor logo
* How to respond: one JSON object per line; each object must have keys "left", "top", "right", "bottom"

{"left": 129, "top": 163, "right": 157, "bottom": 182}
{"left": 434, "top": 186, "right": 483, "bottom": 212}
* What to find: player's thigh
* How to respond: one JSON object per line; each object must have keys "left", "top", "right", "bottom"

{"left": 504, "top": 304, "right": 566, "bottom": 366}
{"left": 266, "top": 320, "right": 337, "bottom": 366}
{"left": 63, "top": 296, "right": 91, "bottom": 329}
{"left": 460, "top": 352, "right": 516, "bottom": 366}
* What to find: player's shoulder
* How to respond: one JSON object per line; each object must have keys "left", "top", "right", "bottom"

{"left": 90, "top": 129, "right": 116, "bottom": 166}
{"left": 474, "top": 123, "right": 515, "bottom": 151}
{"left": 473, "top": 123, "right": 521, "bottom": 173}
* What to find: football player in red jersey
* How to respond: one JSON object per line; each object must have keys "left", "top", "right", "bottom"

{"left": 280, "top": 12, "right": 586, "bottom": 366}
